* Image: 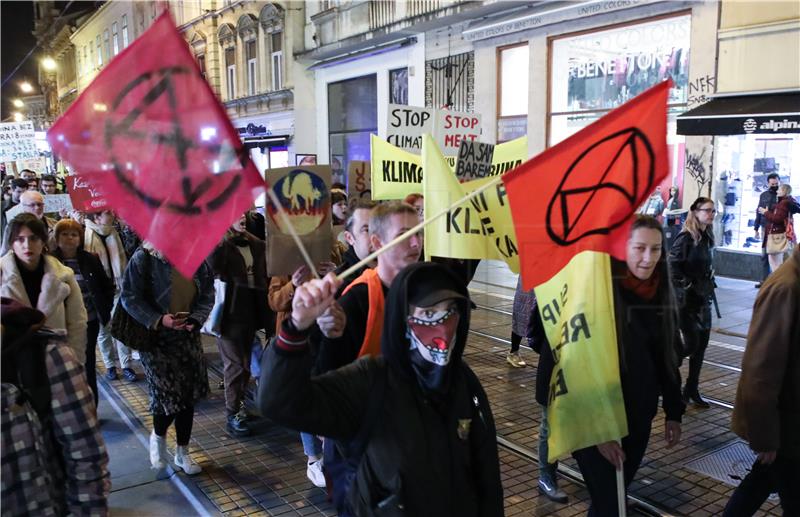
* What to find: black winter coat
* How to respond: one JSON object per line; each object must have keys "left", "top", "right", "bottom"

{"left": 258, "top": 262, "right": 503, "bottom": 517}
{"left": 53, "top": 248, "right": 114, "bottom": 325}
{"left": 210, "top": 232, "right": 273, "bottom": 340}
{"left": 668, "top": 229, "right": 715, "bottom": 307}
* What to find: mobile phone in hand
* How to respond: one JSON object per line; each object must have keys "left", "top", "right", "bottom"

{"left": 174, "top": 312, "right": 190, "bottom": 320}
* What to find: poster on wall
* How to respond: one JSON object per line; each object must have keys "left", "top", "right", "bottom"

{"left": 347, "top": 160, "right": 371, "bottom": 200}
{"left": 0, "top": 121, "right": 38, "bottom": 162}
{"left": 265, "top": 165, "right": 333, "bottom": 276}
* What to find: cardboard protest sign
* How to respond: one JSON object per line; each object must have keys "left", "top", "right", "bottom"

{"left": 533, "top": 251, "right": 627, "bottom": 462}
{"left": 422, "top": 134, "right": 519, "bottom": 272}
{"left": 4, "top": 203, "right": 23, "bottom": 219}
{"left": 44, "top": 194, "right": 73, "bottom": 214}
{"left": 435, "top": 110, "right": 482, "bottom": 155}
{"left": 347, "top": 160, "right": 371, "bottom": 200}
{"left": 387, "top": 104, "right": 434, "bottom": 152}
{"left": 0, "top": 121, "right": 38, "bottom": 162}
{"left": 66, "top": 174, "right": 109, "bottom": 212}
{"left": 265, "top": 165, "right": 333, "bottom": 276}
{"left": 455, "top": 140, "right": 495, "bottom": 182}
{"left": 372, "top": 134, "right": 528, "bottom": 200}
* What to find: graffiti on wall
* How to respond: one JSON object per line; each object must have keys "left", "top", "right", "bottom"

{"left": 687, "top": 74, "right": 716, "bottom": 108}
{"left": 686, "top": 146, "right": 713, "bottom": 196}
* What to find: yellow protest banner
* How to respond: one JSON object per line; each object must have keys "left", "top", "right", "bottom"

{"left": 372, "top": 134, "right": 528, "bottom": 200}
{"left": 422, "top": 134, "right": 520, "bottom": 272}
{"left": 533, "top": 251, "right": 628, "bottom": 462}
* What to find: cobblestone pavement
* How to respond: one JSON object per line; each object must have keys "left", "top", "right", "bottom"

{"left": 98, "top": 262, "right": 776, "bottom": 516}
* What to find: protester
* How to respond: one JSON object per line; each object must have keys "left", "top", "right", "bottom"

{"left": 1, "top": 297, "right": 110, "bottom": 515}
{"left": 331, "top": 189, "right": 349, "bottom": 227}
{"left": 669, "top": 197, "right": 716, "bottom": 408}
{"left": 334, "top": 199, "right": 376, "bottom": 293}
{"left": 245, "top": 206, "right": 266, "bottom": 241}
{"left": 1, "top": 178, "right": 28, "bottom": 238}
{"left": 0, "top": 213, "right": 88, "bottom": 364}
{"left": 569, "top": 216, "right": 684, "bottom": 515}
{"left": 754, "top": 173, "right": 780, "bottom": 287}
{"left": 120, "top": 243, "right": 213, "bottom": 474}
{"left": 52, "top": 218, "right": 115, "bottom": 405}
{"left": 40, "top": 174, "right": 58, "bottom": 195}
{"left": 210, "top": 214, "right": 273, "bottom": 437}
{"left": 404, "top": 192, "right": 425, "bottom": 221}
{"left": 258, "top": 262, "right": 504, "bottom": 516}
{"left": 7, "top": 190, "right": 58, "bottom": 252}
{"left": 507, "top": 276, "right": 534, "bottom": 367}
{"left": 723, "top": 246, "right": 799, "bottom": 516}
{"left": 85, "top": 210, "right": 135, "bottom": 382}
{"left": 758, "top": 183, "right": 797, "bottom": 272}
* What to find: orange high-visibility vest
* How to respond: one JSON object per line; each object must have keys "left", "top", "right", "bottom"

{"left": 341, "top": 268, "right": 385, "bottom": 358}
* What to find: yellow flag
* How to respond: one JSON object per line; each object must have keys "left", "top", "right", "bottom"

{"left": 372, "top": 134, "right": 528, "bottom": 200}
{"left": 422, "top": 134, "right": 520, "bottom": 272}
{"left": 533, "top": 251, "right": 628, "bottom": 462}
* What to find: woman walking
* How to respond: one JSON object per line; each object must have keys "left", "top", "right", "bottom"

{"left": 507, "top": 276, "right": 535, "bottom": 367}
{"left": 759, "top": 183, "right": 796, "bottom": 272}
{"left": 52, "top": 219, "right": 115, "bottom": 405}
{"left": 120, "top": 243, "right": 214, "bottom": 474}
{"left": 0, "top": 213, "right": 87, "bottom": 364}
{"left": 669, "top": 197, "right": 716, "bottom": 407}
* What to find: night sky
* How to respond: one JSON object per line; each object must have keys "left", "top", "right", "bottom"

{"left": 1, "top": 1, "right": 99, "bottom": 120}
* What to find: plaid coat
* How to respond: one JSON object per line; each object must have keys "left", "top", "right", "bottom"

{"left": 1, "top": 340, "right": 110, "bottom": 516}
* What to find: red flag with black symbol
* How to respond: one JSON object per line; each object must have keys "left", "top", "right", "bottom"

{"left": 47, "top": 12, "right": 262, "bottom": 278}
{"left": 503, "top": 81, "right": 671, "bottom": 290}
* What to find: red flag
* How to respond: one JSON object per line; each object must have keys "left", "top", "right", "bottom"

{"left": 503, "top": 81, "right": 670, "bottom": 289}
{"left": 47, "top": 12, "right": 262, "bottom": 277}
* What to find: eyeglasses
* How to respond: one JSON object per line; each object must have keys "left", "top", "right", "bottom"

{"left": 697, "top": 208, "right": 717, "bottom": 214}
{"left": 22, "top": 202, "right": 44, "bottom": 208}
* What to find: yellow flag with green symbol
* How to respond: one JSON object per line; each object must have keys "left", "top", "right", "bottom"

{"left": 421, "top": 134, "right": 520, "bottom": 272}
{"left": 533, "top": 251, "right": 628, "bottom": 462}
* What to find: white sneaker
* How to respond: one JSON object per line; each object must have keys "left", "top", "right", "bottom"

{"left": 174, "top": 445, "right": 202, "bottom": 475}
{"left": 306, "top": 459, "right": 326, "bottom": 488}
{"left": 149, "top": 432, "right": 167, "bottom": 469}
{"left": 506, "top": 351, "right": 526, "bottom": 368}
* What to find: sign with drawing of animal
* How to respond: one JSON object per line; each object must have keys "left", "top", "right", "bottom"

{"left": 265, "top": 165, "right": 333, "bottom": 276}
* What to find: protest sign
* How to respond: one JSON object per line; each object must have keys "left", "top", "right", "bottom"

{"left": 4, "top": 203, "right": 23, "bottom": 219}
{"left": 387, "top": 104, "right": 435, "bottom": 152}
{"left": 66, "top": 174, "right": 109, "bottom": 212}
{"left": 372, "top": 134, "right": 527, "bottom": 200}
{"left": 533, "top": 251, "right": 627, "bottom": 461}
{"left": 44, "top": 194, "right": 73, "bottom": 214}
{"left": 436, "top": 111, "right": 482, "bottom": 155}
{"left": 265, "top": 165, "right": 333, "bottom": 276}
{"left": 422, "top": 134, "right": 519, "bottom": 272}
{"left": 0, "top": 121, "right": 38, "bottom": 162}
{"left": 455, "top": 140, "right": 495, "bottom": 182}
{"left": 347, "top": 160, "right": 371, "bottom": 200}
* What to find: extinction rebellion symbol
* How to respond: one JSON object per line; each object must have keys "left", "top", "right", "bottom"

{"left": 743, "top": 118, "right": 758, "bottom": 133}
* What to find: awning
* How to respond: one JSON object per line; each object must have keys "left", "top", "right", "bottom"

{"left": 677, "top": 90, "right": 800, "bottom": 135}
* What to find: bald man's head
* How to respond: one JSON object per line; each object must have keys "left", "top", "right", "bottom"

{"left": 20, "top": 191, "right": 45, "bottom": 218}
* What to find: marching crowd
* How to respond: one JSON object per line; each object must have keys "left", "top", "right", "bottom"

{"left": 0, "top": 168, "right": 797, "bottom": 517}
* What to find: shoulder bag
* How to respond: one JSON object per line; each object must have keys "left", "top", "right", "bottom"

{"left": 110, "top": 253, "right": 157, "bottom": 352}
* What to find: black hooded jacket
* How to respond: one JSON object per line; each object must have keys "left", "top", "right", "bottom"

{"left": 258, "top": 262, "right": 503, "bottom": 517}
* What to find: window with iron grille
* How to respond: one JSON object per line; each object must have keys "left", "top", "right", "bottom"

{"left": 425, "top": 51, "right": 474, "bottom": 112}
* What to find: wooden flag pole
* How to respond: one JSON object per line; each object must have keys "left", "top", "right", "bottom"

{"left": 616, "top": 457, "right": 627, "bottom": 517}
{"left": 336, "top": 174, "right": 505, "bottom": 282}
{"left": 265, "top": 186, "right": 321, "bottom": 279}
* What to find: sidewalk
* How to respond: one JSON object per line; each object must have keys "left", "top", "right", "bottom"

{"left": 97, "top": 378, "right": 218, "bottom": 516}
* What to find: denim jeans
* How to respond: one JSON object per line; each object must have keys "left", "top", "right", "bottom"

{"left": 301, "top": 432, "right": 322, "bottom": 459}
{"left": 98, "top": 293, "right": 131, "bottom": 370}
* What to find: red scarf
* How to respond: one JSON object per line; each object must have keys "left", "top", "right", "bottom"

{"left": 621, "top": 268, "right": 660, "bottom": 301}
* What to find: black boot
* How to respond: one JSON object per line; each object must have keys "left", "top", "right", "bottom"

{"left": 682, "top": 385, "right": 710, "bottom": 408}
{"left": 538, "top": 462, "right": 568, "bottom": 504}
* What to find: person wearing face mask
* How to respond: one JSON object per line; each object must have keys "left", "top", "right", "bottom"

{"left": 258, "top": 262, "right": 503, "bottom": 516}
{"left": 754, "top": 173, "right": 780, "bottom": 287}
{"left": 669, "top": 197, "right": 717, "bottom": 408}
{"left": 564, "top": 216, "right": 684, "bottom": 516}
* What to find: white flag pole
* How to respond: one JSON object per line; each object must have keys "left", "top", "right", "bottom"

{"left": 616, "top": 454, "right": 627, "bottom": 517}
{"left": 335, "top": 174, "right": 505, "bottom": 282}
{"left": 265, "top": 186, "right": 320, "bottom": 279}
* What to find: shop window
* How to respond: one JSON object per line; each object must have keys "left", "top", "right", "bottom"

{"left": 96, "top": 35, "right": 102, "bottom": 66}
{"left": 498, "top": 43, "right": 528, "bottom": 142}
{"left": 225, "top": 47, "right": 236, "bottom": 99}
{"left": 122, "top": 15, "right": 129, "bottom": 47}
{"left": 271, "top": 31, "right": 283, "bottom": 90}
{"left": 112, "top": 22, "right": 119, "bottom": 56}
{"left": 389, "top": 68, "right": 408, "bottom": 105}
{"left": 716, "top": 135, "right": 800, "bottom": 253}
{"left": 246, "top": 40, "right": 257, "bottom": 96}
{"left": 328, "top": 75, "right": 377, "bottom": 184}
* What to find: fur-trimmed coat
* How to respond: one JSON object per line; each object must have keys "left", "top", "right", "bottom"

{"left": 0, "top": 252, "right": 88, "bottom": 363}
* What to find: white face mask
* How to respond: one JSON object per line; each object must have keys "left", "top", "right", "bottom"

{"left": 406, "top": 306, "right": 459, "bottom": 366}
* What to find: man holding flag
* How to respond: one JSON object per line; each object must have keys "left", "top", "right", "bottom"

{"left": 503, "top": 81, "right": 684, "bottom": 514}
